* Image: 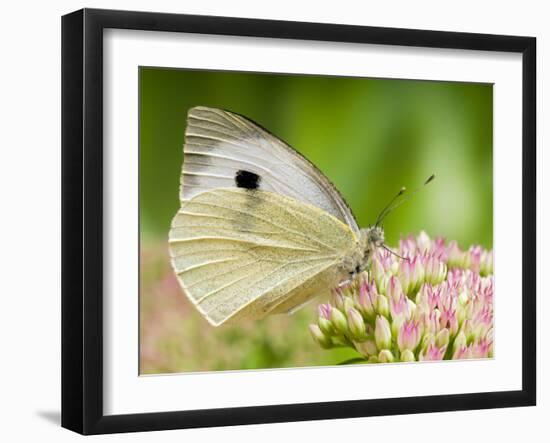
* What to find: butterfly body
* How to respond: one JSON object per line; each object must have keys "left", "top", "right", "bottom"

{"left": 340, "top": 226, "right": 385, "bottom": 280}
{"left": 169, "top": 106, "right": 384, "bottom": 326}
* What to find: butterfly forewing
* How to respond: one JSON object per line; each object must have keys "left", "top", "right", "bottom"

{"left": 182, "top": 106, "right": 360, "bottom": 233}
{"left": 169, "top": 188, "right": 356, "bottom": 326}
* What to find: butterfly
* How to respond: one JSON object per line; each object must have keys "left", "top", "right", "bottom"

{"left": 169, "top": 106, "right": 433, "bottom": 326}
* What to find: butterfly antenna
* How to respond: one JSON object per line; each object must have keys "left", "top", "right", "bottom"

{"left": 375, "top": 187, "right": 407, "bottom": 226}
{"left": 382, "top": 245, "right": 408, "bottom": 261}
{"left": 375, "top": 174, "right": 435, "bottom": 226}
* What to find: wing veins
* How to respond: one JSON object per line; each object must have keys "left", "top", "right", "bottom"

{"left": 176, "top": 257, "right": 239, "bottom": 275}
{"left": 183, "top": 171, "right": 233, "bottom": 179}
{"left": 183, "top": 150, "right": 305, "bottom": 198}
{"left": 191, "top": 197, "right": 337, "bottom": 253}
{"left": 184, "top": 258, "right": 259, "bottom": 290}
{"left": 169, "top": 236, "right": 322, "bottom": 253}
{"left": 188, "top": 115, "right": 235, "bottom": 131}
{"left": 171, "top": 209, "right": 320, "bottom": 253}
{"left": 228, "top": 260, "right": 335, "bottom": 316}
{"left": 173, "top": 224, "right": 282, "bottom": 236}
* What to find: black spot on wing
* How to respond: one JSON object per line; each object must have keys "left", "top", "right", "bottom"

{"left": 235, "top": 170, "right": 261, "bottom": 190}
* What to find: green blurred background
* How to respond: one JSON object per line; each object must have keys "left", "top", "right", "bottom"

{"left": 139, "top": 67, "right": 493, "bottom": 374}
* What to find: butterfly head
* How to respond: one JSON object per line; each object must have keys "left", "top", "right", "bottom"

{"left": 363, "top": 225, "right": 385, "bottom": 248}
{"left": 341, "top": 175, "right": 436, "bottom": 281}
{"left": 359, "top": 225, "right": 385, "bottom": 265}
{"left": 340, "top": 226, "right": 385, "bottom": 280}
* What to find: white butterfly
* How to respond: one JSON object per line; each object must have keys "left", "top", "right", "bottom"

{"left": 169, "top": 106, "right": 426, "bottom": 326}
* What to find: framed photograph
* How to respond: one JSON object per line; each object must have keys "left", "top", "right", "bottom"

{"left": 61, "top": 8, "right": 536, "bottom": 435}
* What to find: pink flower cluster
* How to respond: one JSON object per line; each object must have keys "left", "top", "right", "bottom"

{"left": 309, "top": 232, "right": 494, "bottom": 363}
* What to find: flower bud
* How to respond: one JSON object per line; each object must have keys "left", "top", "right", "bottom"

{"left": 480, "top": 250, "right": 494, "bottom": 276}
{"left": 309, "top": 324, "right": 332, "bottom": 349}
{"left": 398, "top": 319, "right": 422, "bottom": 352}
{"left": 391, "top": 314, "right": 405, "bottom": 338}
{"left": 400, "top": 235, "right": 416, "bottom": 256}
{"left": 318, "top": 304, "right": 334, "bottom": 335}
{"left": 318, "top": 303, "right": 332, "bottom": 320}
{"left": 458, "top": 288, "right": 469, "bottom": 306}
{"left": 375, "top": 315, "right": 392, "bottom": 350}
{"left": 425, "top": 256, "right": 447, "bottom": 285}
{"left": 453, "top": 331, "right": 467, "bottom": 353}
{"left": 460, "top": 252, "right": 471, "bottom": 271}
{"left": 330, "top": 308, "right": 348, "bottom": 335}
{"left": 424, "top": 309, "right": 440, "bottom": 336}
{"left": 407, "top": 299, "right": 417, "bottom": 317}
{"left": 386, "top": 276, "right": 404, "bottom": 303}
{"left": 376, "top": 294, "right": 390, "bottom": 318}
{"left": 332, "top": 288, "right": 345, "bottom": 311}
{"left": 415, "top": 283, "right": 429, "bottom": 307}
{"left": 469, "top": 245, "right": 482, "bottom": 273}
{"left": 420, "top": 333, "right": 434, "bottom": 352}
{"left": 486, "top": 327, "right": 494, "bottom": 346}
{"left": 435, "top": 328, "right": 450, "bottom": 348}
{"left": 341, "top": 285, "right": 353, "bottom": 299}
{"left": 448, "top": 314, "right": 459, "bottom": 337}
{"left": 371, "top": 257, "right": 387, "bottom": 292}
{"left": 408, "top": 256, "right": 425, "bottom": 294}
{"left": 347, "top": 308, "right": 366, "bottom": 340}
{"left": 446, "top": 240, "right": 462, "bottom": 268}
{"left": 452, "top": 344, "right": 471, "bottom": 359}
{"left": 456, "top": 300, "right": 471, "bottom": 325}
{"left": 354, "top": 337, "right": 377, "bottom": 357}
{"left": 318, "top": 316, "right": 334, "bottom": 336}
{"left": 390, "top": 295, "right": 409, "bottom": 322}
{"left": 343, "top": 296, "right": 355, "bottom": 314}
{"left": 397, "top": 260, "right": 411, "bottom": 294}
{"left": 400, "top": 349, "right": 415, "bottom": 362}
{"left": 472, "top": 339, "right": 491, "bottom": 358}
{"left": 462, "top": 319, "right": 475, "bottom": 344}
{"left": 356, "top": 282, "right": 376, "bottom": 320}
{"left": 419, "top": 343, "right": 445, "bottom": 361}
{"left": 417, "top": 231, "right": 431, "bottom": 254}
{"left": 378, "top": 349, "right": 395, "bottom": 363}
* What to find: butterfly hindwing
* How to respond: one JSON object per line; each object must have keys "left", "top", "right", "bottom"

{"left": 169, "top": 188, "right": 356, "bottom": 326}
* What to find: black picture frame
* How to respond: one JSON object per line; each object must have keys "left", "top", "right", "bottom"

{"left": 61, "top": 8, "right": 536, "bottom": 435}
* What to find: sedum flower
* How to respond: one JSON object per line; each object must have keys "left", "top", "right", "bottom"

{"left": 378, "top": 349, "right": 395, "bottom": 363}
{"left": 374, "top": 315, "right": 392, "bottom": 350}
{"left": 435, "top": 328, "right": 450, "bottom": 348}
{"left": 309, "top": 324, "right": 332, "bottom": 349}
{"left": 371, "top": 257, "right": 388, "bottom": 292}
{"left": 317, "top": 304, "right": 335, "bottom": 335}
{"left": 376, "top": 294, "right": 390, "bottom": 318}
{"left": 387, "top": 276, "right": 404, "bottom": 303}
{"left": 355, "top": 279, "right": 377, "bottom": 320}
{"left": 480, "top": 250, "right": 494, "bottom": 276}
{"left": 397, "top": 319, "right": 422, "bottom": 352}
{"left": 424, "top": 255, "right": 447, "bottom": 286}
{"left": 355, "top": 337, "right": 378, "bottom": 357}
{"left": 419, "top": 342, "right": 446, "bottom": 361}
{"left": 347, "top": 308, "right": 367, "bottom": 340}
{"left": 309, "top": 232, "right": 493, "bottom": 364}
{"left": 401, "top": 349, "right": 416, "bottom": 362}
{"left": 330, "top": 307, "right": 348, "bottom": 335}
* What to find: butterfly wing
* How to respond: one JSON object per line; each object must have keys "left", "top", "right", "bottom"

{"left": 169, "top": 188, "right": 356, "bottom": 326}
{"left": 181, "top": 106, "right": 360, "bottom": 233}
